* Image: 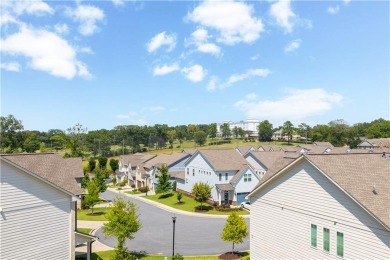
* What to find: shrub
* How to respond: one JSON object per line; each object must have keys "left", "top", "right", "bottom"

{"left": 177, "top": 192, "right": 183, "bottom": 203}
{"left": 172, "top": 253, "right": 184, "bottom": 260}
{"left": 138, "top": 186, "right": 150, "bottom": 193}
{"left": 131, "top": 184, "right": 136, "bottom": 188}
{"left": 172, "top": 181, "right": 177, "bottom": 192}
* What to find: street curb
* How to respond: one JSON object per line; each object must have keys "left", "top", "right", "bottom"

{"left": 107, "top": 188, "right": 250, "bottom": 219}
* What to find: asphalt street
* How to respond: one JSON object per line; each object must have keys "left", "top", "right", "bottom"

{"left": 96, "top": 190, "right": 250, "bottom": 256}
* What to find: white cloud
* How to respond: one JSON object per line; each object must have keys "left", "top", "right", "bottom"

{"left": 182, "top": 64, "right": 206, "bottom": 82}
{"left": 112, "top": 0, "right": 125, "bottom": 6}
{"left": 0, "top": 26, "right": 91, "bottom": 79}
{"left": 327, "top": 6, "right": 340, "bottom": 15}
{"left": 284, "top": 39, "right": 302, "bottom": 53}
{"left": 223, "top": 68, "right": 271, "bottom": 88}
{"left": 0, "top": 62, "right": 21, "bottom": 72}
{"left": 343, "top": 0, "right": 351, "bottom": 5}
{"left": 115, "top": 113, "right": 147, "bottom": 125}
{"left": 66, "top": 5, "right": 105, "bottom": 36}
{"left": 186, "top": 28, "right": 221, "bottom": 55}
{"left": 234, "top": 88, "right": 343, "bottom": 121}
{"left": 153, "top": 63, "right": 180, "bottom": 76}
{"left": 269, "top": 0, "right": 296, "bottom": 33}
{"left": 146, "top": 31, "right": 177, "bottom": 53}
{"left": 206, "top": 76, "right": 218, "bottom": 91}
{"left": 12, "top": 0, "right": 54, "bottom": 16}
{"left": 54, "top": 23, "right": 69, "bottom": 34}
{"left": 250, "top": 54, "right": 259, "bottom": 61}
{"left": 187, "top": 1, "right": 264, "bottom": 45}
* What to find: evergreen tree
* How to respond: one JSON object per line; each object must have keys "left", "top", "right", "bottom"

{"left": 221, "top": 212, "right": 248, "bottom": 253}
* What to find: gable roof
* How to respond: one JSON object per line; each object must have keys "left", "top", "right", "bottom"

{"left": 230, "top": 165, "right": 257, "bottom": 184}
{"left": 119, "top": 153, "right": 156, "bottom": 168}
{"left": 236, "top": 145, "right": 255, "bottom": 155}
{"left": 258, "top": 145, "right": 283, "bottom": 152}
{"left": 246, "top": 151, "right": 286, "bottom": 170}
{"left": 358, "top": 138, "right": 390, "bottom": 148}
{"left": 1, "top": 153, "right": 83, "bottom": 196}
{"left": 188, "top": 149, "right": 248, "bottom": 171}
{"left": 249, "top": 153, "right": 390, "bottom": 230}
{"left": 143, "top": 153, "right": 190, "bottom": 169}
{"left": 313, "top": 141, "right": 334, "bottom": 147}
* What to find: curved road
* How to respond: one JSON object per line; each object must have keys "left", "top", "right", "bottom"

{"left": 96, "top": 190, "right": 250, "bottom": 256}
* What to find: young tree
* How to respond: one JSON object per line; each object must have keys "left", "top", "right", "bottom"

{"left": 221, "top": 212, "right": 248, "bottom": 253}
{"left": 109, "top": 159, "right": 119, "bottom": 173}
{"left": 156, "top": 165, "right": 172, "bottom": 194}
{"left": 191, "top": 182, "right": 212, "bottom": 210}
{"left": 88, "top": 158, "right": 96, "bottom": 172}
{"left": 84, "top": 180, "right": 100, "bottom": 214}
{"left": 94, "top": 167, "right": 108, "bottom": 193}
{"left": 194, "top": 130, "right": 207, "bottom": 146}
{"left": 257, "top": 120, "right": 273, "bottom": 142}
{"left": 103, "top": 194, "right": 141, "bottom": 259}
{"left": 98, "top": 156, "right": 108, "bottom": 169}
{"left": 177, "top": 192, "right": 183, "bottom": 203}
{"left": 81, "top": 172, "right": 90, "bottom": 189}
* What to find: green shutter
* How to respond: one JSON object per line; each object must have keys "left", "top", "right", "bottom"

{"left": 323, "top": 228, "right": 330, "bottom": 252}
{"left": 311, "top": 224, "right": 317, "bottom": 247}
{"left": 337, "top": 232, "right": 344, "bottom": 257}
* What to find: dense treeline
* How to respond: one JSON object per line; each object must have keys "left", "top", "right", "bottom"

{"left": 1, "top": 114, "right": 389, "bottom": 157}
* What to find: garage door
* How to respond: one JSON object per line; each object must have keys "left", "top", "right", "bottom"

{"left": 236, "top": 192, "right": 249, "bottom": 205}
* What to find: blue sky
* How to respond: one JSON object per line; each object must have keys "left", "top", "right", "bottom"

{"left": 1, "top": 0, "right": 389, "bottom": 131}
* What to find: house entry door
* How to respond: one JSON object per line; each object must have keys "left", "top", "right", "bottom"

{"left": 224, "top": 191, "right": 229, "bottom": 205}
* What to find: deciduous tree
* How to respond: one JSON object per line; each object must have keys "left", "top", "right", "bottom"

{"left": 156, "top": 165, "right": 172, "bottom": 194}
{"left": 84, "top": 180, "right": 100, "bottom": 213}
{"left": 194, "top": 130, "right": 207, "bottom": 146}
{"left": 221, "top": 212, "right": 248, "bottom": 253}
{"left": 103, "top": 194, "right": 141, "bottom": 259}
{"left": 258, "top": 120, "right": 273, "bottom": 142}
{"left": 191, "top": 182, "right": 212, "bottom": 210}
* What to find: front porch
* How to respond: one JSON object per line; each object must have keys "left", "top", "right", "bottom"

{"left": 215, "top": 184, "right": 236, "bottom": 206}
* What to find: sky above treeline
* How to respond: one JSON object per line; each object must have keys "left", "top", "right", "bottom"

{"left": 1, "top": 0, "right": 389, "bottom": 132}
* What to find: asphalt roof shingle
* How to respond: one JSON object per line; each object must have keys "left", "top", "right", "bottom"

{"left": 1, "top": 153, "right": 83, "bottom": 195}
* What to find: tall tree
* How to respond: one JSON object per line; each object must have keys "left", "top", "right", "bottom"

{"left": 98, "top": 156, "right": 108, "bottom": 169}
{"left": 22, "top": 131, "right": 40, "bottom": 152}
{"left": 0, "top": 114, "right": 24, "bottom": 153}
{"left": 232, "top": 126, "right": 239, "bottom": 138}
{"left": 328, "top": 119, "right": 349, "bottom": 147}
{"left": 156, "top": 165, "right": 172, "bottom": 194}
{"left": 366, "top": 118, "right": 390, "bottom": 138}
{"left": 187, "top": 124, "right": 199, "bottom": 140}
{"left": 282, "top": 121, "right": 294, "bottom": 145}
{"left": 103, "top": 194, "right": 141, "bottom": 259}
{"left": 208, "top": 123, "right": 217, "bottom": 139}
{"left": 194, "top": 130, "right": 207, "bottom": 146}
{"left": 257, "top": 120, "right": 273, "bottom": 141}
{"left": 88, "top": 158, "right": 96, "bottom": 172}
{"left": 167, "top": 130, "right": 177, "bottom": 148}
{"left": 64, "top": 123, "right": 87, "bottom": 157}
{"left": 191, "top": 182, "right": 212, "bottom": 210}
{"left": 94, "top": 167, "right": 108, "bottom": 192}
{"left": 221, "top": 123, "right": 231, "bottom": 139}
{"left": 109, "top": 159, "right": 119, "bottom": 173}
{"left": 297, "top": 123, "right": 311, "bottom": 143}
{"left": 221, "top": 212, "right": 248, "bottom": 253}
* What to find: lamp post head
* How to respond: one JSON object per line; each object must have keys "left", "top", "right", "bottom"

{"left": 172, "top": 216, "right": 176, "bottom": 223}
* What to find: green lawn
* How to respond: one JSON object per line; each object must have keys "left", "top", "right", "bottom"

{"left": 143, "top": 192, "right": 249, "bottom": 216}
{"left": 77, "top": 228, "right": 92, "bottom": 235}
{"left": 126, "top": 190, "right": 142, "bottom": 195}
{"left": 76, "top": 251, "right": 249, "bottom": 260}
{"left": 77, "top": 207, "right": 110, "bottom": 221}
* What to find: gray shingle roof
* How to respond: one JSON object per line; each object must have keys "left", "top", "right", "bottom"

{"left": 196, "top": 149, "right": 248, "bottom": 171}
{"left": 144, "top": 153, "right": 190, "bottom": 169}
{"left": 247, "top": 151, "right": 287, "bottom": 170}
{"left": 251, "top": 153, "right": 390, "bottom": 229}
{"left": 119, "top": 153, "right": 156, "bottom": 169}
{"left": 1, "top": 153, "right": 83, "bottom": 195}
{"left": 306, "top": 154, "right": 390, "bottom": 229}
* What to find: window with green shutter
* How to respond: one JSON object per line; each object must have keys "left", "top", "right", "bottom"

{"left": 323, "top": 228, "right": 330, "bottom": 252}
{"left": 311, "top": 224, "right": 317, "bottom": 247}
{"left": 337, "top": 232, "right": 344, "bottom": 257}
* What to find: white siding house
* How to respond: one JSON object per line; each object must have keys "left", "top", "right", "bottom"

{"left": 178, "top": 149, "right": 259, "bottom": 205}
{"left": 248, "top": 153, "right": 390, "bottom": 259}
{"left": 0, "top": 153, "right": 84, "bottom": 260}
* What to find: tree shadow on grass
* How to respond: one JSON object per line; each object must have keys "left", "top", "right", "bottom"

{"left": 194, "top": 205, "right": 213, "bottom": 212}
{"left": 86, "top": 212, "right": 105, "bottom": 216}
{"left": 158, "top": 193, "right": 174, "bottom": 199}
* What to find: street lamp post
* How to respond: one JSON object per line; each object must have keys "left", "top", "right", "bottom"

{"left": 172, "top": 216, "right": 177, "bottom": 258}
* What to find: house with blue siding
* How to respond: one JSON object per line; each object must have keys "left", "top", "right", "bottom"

{"left": 248, "top": 153, "right": 390, "bottom": 259}
{"left": 178, "top": 149, "right": 260, "bottom": 205}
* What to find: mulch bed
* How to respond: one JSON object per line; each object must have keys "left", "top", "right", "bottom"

{"left": 219, "top": 252, "right": 241, "bottom": 259}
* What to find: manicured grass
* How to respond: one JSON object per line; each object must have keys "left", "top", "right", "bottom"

{"left": 126, "top": 190, "right": 142, "bottom": 195}
{"left": 77, "top": 207, "right": 110, "bottom": 221}
{"left": 77, "top": 228, "right": 92, "bottom": 235}
{"left": 143, "top": 192, "right": 249, "bottom": 216}
{"left": 77, "top": 251, "right": 249, "bottom": 260}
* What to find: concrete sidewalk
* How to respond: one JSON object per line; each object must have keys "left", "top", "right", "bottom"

{"left": 107, "top": 188, "right": 250, "bottom": 219}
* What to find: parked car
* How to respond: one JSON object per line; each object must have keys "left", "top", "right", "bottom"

{"left": 240, "top": 201, "right": 250, "bottom": 210}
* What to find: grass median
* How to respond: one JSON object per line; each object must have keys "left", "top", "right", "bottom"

{"left": 142, "top": 192, "right": 249, "bottom": 216}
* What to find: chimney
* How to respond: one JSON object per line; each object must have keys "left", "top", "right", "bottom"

{"left": 382, "top": 152, "right": 387, "bottom": 159}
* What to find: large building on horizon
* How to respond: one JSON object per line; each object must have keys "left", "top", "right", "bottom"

{"left": 216, "top": 118, "right": 260, "bottom": 138}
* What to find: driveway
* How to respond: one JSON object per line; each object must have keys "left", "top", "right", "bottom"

{"left": 95, "top": 189, "right": 250, "bottom": 256}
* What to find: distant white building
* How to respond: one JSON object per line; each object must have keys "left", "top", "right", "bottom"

{"left": 217, "top": 119, "right": 260, "bottom": 138}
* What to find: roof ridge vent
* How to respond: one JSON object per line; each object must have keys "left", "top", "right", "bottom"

{"left": 372, "top": 185, "right": 378, "bottom": 195}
